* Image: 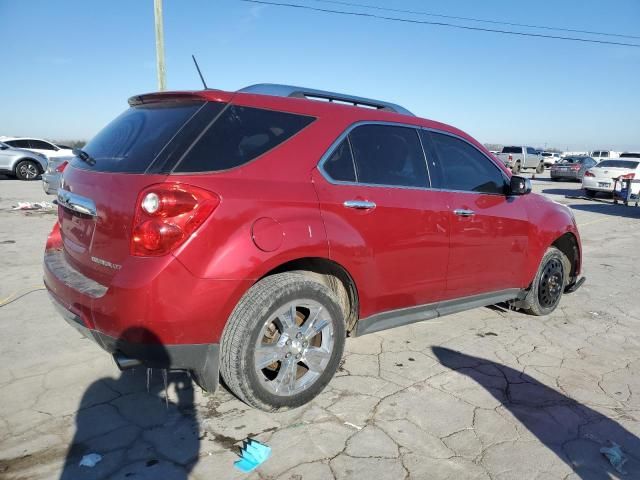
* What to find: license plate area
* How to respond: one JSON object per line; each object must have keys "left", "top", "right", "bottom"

{"left": 598, "top": 182, "right": 610, "bottom": 188}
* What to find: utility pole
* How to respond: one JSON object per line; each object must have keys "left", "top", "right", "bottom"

{"left": 154, "top": 0, "right": 166, "bottom": 91}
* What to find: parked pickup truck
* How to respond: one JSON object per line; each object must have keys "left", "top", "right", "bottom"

{"left": 496, "top": 146, "right": 545, "bottom": 174}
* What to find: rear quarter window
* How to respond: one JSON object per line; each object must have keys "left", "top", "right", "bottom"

{"left": 78, "top": 101, "right": 205, "bottom": 173}
{"left": 174, "top": 105, "right": 314, "bottom": 173}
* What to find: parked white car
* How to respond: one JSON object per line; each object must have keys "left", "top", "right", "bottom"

{"left": 590, "top": 150, "right": 621, "bottom": 162}
{"left": 0, "top": 137, "right": 74, "bottom": 159}
{"left": 541, "top": 152, "right": 562, "bottom": 166}
{"left": 582, "top": 157, "right": 640, "bottom": 198}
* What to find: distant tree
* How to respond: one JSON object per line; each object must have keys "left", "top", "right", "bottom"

{"left": 484, "top": 143, "right": 503, "bottom": 152}
{"left": 53, "top": 140, "right": 86, "bottom": 149}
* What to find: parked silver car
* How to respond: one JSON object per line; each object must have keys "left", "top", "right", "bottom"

{"left": 42, "top": 156, "right": 72, "bottom": 194}
{"left": 0, "top": 142, "right": 48, "bottom": 180}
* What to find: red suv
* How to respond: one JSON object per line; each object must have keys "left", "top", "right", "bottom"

{"left": 44, "top": 84, "right": 584, "bottom": 411}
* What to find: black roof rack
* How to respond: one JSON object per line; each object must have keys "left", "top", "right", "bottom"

{"left": 238, "top": 83, "right": 414, "bottom": 116}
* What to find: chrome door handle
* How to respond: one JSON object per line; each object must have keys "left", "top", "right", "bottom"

{"left": 343, "top": 200, "right": 376, "bottom": 210}
{"left": 453, "top": 209, "right": 475, "bottom": 217}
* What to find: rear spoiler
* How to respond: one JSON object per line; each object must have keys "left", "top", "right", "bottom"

{"left": 128, "top": 90, "right": 232, "bottom": 106}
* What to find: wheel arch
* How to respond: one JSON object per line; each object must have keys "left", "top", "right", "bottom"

{"left": 13, "top": 157, "right": 45, "bottom": 175}
{"left": 258, "top": 257, "right": 360, "bottom": 335}
{"left": 551, "top": 232, "right": 580, "bottom": 283}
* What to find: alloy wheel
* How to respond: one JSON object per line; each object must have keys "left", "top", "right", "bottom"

{"left": 254, "top": 299, "right": 335, "bottom": 396}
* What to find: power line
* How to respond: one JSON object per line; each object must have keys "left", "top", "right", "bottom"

{"left": 239, "top": 0, "right": 640, "bottom": 48}
{"left": 309, "top": 0, "right": 640, "bottom": 40}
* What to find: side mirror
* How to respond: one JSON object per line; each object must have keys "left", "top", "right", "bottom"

{"left": 509, "top": 175, "right": 532, "bottom": 195}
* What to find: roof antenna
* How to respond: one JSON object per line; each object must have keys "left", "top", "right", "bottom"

{"left": 192, "top": 54, "right": 208, "bottom": 89}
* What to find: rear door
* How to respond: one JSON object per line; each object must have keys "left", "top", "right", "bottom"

{"left": 424, "top": 130, "right": 529, "bottom": 299}
{"left": 313, "top": 123, "right": 450, "bottom": 317}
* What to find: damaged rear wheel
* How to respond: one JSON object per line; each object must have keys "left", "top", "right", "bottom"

{"left": 220, "top": 272, "right": 345, "bottom": 411}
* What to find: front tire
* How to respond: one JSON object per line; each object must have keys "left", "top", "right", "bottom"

{"left": 511, "top": 161, "right": 521, "bottom": 175}
{"left": 517, "top": 247, "right": 570, "bottom": 316}
{"left": 15, "top": 160, "right": 40, "bottom": 181}
{"left": 536, "top": 162, "right": 545, "bottom": 174}
{"left": 220, "top": 272, "right": 346, "bottom": 411}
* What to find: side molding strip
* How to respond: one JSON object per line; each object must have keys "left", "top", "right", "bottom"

{"left": 354, "top": 289, "right": 522, "bottom": 337}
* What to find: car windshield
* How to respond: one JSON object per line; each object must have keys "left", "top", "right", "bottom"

{"left": 620, "top": 153, "right": 640, "bottom": 159}
{"left": 597, "top": 160, "right": 640, "bottom": 169}
{"left": 559, "top": 157, "right": 580, "bottom": 164}
{"left": 541, "top": 152, "right": 551, "bottom": 157}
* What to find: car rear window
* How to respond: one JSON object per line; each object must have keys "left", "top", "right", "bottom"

{"left": 77, "top": 101, "right": 205, "bottom": 173}
{"left": 598, "top": 160, "right": 639, "bottom": 169}
{"left": 502, "top": 146, "right": 522, "bottom": 154}
{"left": 174, "top": 105, "right": 314, "bottom": 173}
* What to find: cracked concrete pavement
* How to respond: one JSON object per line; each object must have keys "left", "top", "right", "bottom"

{"left": 0, "top": 174, "right": 639, "bottom": 479}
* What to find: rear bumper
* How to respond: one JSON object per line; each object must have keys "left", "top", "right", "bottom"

{"left": 550, "top": 170, "right": 580, "bottom": 179}
{"left": 49, "top": 290, "right": 220, "bottom": 391}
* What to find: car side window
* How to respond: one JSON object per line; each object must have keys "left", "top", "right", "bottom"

{"left": 30, "top": 140, "right": 56, "bottom": 150}
{"left": 348, "top": 124, "right": 428, "bottom": 188}
{"left": 601, "top": 151, "right": 609, "bottom": 158}
{"left": 527, "top": 147, "right": 536, "bottom": 155}
{"left": 427, "top": 131, "right": 507, "bottom": 195}
{"left": 6, "top": 140, "right": 29, "bottom": 149}
{"left": 323, "top": 139, "right": 356, "bottom": 182}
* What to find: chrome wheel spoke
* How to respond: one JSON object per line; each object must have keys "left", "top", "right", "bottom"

{"left": 303, "top": 347, "right": 330, "bottom": 374}
{"left": 278, "top": 304, "right": 298, "bottom": 330}
{"left": 255, "top": 343, "right": 285, "bottom": 369}
{"left": 301, "top": 306, "right": 329, "bottom": 340}
{"left": 272, "top": 356, "right": 298, "bottom": 394}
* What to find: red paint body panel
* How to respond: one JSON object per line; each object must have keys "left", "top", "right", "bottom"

{"left": 44, "top": 87, "right": 583, "bottom": 352}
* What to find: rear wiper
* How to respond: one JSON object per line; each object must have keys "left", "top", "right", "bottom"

{"left": 73, "top": 149, "right": 96, "bottom": 166}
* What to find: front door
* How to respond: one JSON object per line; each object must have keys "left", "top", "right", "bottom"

{"left": 423, "top": 130, "right": 529, "bottom": 299}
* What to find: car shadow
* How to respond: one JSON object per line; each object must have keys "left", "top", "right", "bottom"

{"left": 432, "top": 347, "right": 639, "bottom": 479}
{"left": 59, "top": 328, "right": 200, "bottom": 480}
{"left": 569, "top": 202, "right": 640, "bottom": 219}
{"left": 542, "top": 187, "right": 586, "bottom": 196}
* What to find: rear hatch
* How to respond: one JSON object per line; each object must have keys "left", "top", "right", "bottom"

{"left": 57, "top": 97, "right": 218, "bottom": 284}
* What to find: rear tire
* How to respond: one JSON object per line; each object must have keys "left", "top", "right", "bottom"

{"left": 15, "top": 160, "right": 40, "bottom": 181}
{"left": 584, "top": 189, "right": 596, "bottom": 198}
{"left": 536, "top": 162, "right": 545, "bottom": 174}
{"left": 517, "top": 247, "right": 570, "bottom": 316}
{"left": 220, "top": 272, "right": 345, "bottom": 411}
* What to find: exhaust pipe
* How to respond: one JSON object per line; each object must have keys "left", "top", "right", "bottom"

{"left": 113, "top": 352, "right": 142, "bottom": 370}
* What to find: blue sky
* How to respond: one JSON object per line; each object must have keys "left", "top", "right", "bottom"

{"left": 1, "top": 0, "right": 639, "bottom": 150}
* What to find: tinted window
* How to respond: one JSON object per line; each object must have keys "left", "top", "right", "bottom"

{"left": 348, "top": 125, "right": 428, "bottom": 188}
{"left": 620, "top": 153, "right": 640, "bottom": 158}
{"left": 6, "top": 140, "right": 30, "bottom": 148}
{"left": 597, "top": 160, "right": 639, "bottom": 169}
{"left": 29, "top": 140, "right": 56, "bottom": 150}
{"left": 541, "top": 152, "right": 552, "bottom": 157}
{"left": 323, "top": 139, "right": 356, "bottom": 182}
{"left": 429, "top": 132, "right": 506, "bottom": 194}
{"left": 592, "top": 151, "right": 600, "bottom": 157}
{"left": 502, "top": 146, "right": 522, "bottom": 154}
{"left": 176, "top": 105, "right": 314, "bottom": 173}
{"left": 526, "top": 147, "right": 536, "bottom": 154}
{"left": 600, "top": 151, "right": 609, "bottom": 158}
{"left": 80, "top": 101, "right": 204, "bottom": 173}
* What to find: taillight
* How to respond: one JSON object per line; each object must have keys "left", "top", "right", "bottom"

{"left": 571, "top": 164, "right": 581, "bottom": 170}
{"left": 508, "top": 154, "right": 513, "bottom": 161}
{"left": 584, "top": 171, "right": 595, "bottom": 177}
{"left": 131, "top": 183, "right": 219, "bottom": 256}
{"left": 620, "top": 173, "right": 635, "bottom": 180}
{"left": 55, "top": 161, "right": 68, "bottom": 173}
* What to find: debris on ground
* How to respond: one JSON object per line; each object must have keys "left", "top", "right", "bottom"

{"left": 600, "top": 441, "right": 628, "bottom": 474}
{"left": 233, "top": 439, "right": 271, "bottom": 473}
{"left": 11, "top": 201, "right": 56, "bottom": 211}
{"left": 79, "top": 453, "right": 103, "bottom": 468}
{"left": 344, "top": 422, "right": 363, "bottom": 430}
